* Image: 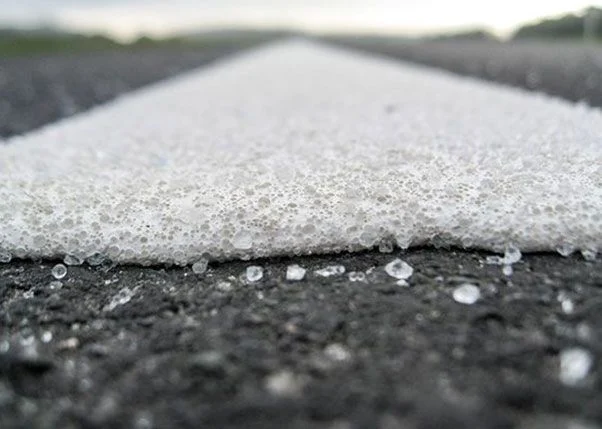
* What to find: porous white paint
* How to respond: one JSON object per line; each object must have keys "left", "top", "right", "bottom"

{"left": 1, "top": 40, "right": 601, "bottom": 265}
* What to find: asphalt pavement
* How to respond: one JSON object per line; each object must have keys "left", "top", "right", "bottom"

{"left": 1, "top": 40, "right": 601, "bottom": 429}
{"left": 0, "top": 46, "right": 244, "bottom": 138}
{"left": 325, "top": 38, "right": 602, "bottom": 108}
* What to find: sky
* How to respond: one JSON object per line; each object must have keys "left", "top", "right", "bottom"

{"left": 1, "top": 0, "right": 600, "bottom": 40}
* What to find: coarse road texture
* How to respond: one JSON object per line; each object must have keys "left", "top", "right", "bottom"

{"left": 0, "top": 46, "right": 247, "bottom": 138}
{"left": 325, "top": 38, "right": 602, "bottom": 109}
{"left": 1, "top": 41, "right": 602, "bottom": 429}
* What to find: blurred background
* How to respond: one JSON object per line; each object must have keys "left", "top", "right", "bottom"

{"left": 2, "top": 1, "right": 602, "bottom": 138}
{"left": 1, "top": 1, "right": 601, "bottom": 54}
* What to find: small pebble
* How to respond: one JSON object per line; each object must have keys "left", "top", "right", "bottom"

{"left": 0, "top": 250, "right": 11, "bottom": 263}
{"left": 191, "top": 258, "right": 209, "bottom": 275}
{"left": 581, "top": 249, "right": 597, "bottom": 261}
{"left": 246, "top": 265, "right": 264, "bottom": 282}
{"left": 486, "top": 245, "right": 522, "bottom": 266}
{"left": 556, "top": 243, "right": 575, "bottom": 257}
{"left": 86, "top": 253, "right": 106, "bottom": 266}
{"left": 378, "top": 239, "right": 394, "bottom": 253}
{"left": 557, "top": 292, "right": 574, "bottom": 314}
{"left": 134, "top": 412, "right": 154, "bottom": 429}
{"left": 189, "top": 350, "right": 226, "bottom": 373}
{"left": 324, "top": 343, "right": 352, "bottom": 362}
{"left": 577, "top": 323, "right": 593, "bottom": 342}
{"left": 452, "top": 283, "right": 480, "bottom": 305}
{"left": 315, "top": 265, "right": 345, "bottom": 277}
{"left": 63, "top": 254, "right": 83, "bottom": 266}
{"left": 286, "top": 264, "right": 306, "bottom": 281}
{"left": 265, "top": 370, "right": 302, "bottom": 397}
{"left": 51, "top": 264, "right": 67, "bottom": 280}
{"left": 103, "top": 287, "right": 134, "bottom": 312}
{"left": 559, "top": 347, "right": 593, "bottom": 386}
{"left": 48, "top": 281, "right": 63, "bottom": 290}
{"left": 503, "top": 245, "right": 522, "bottom": 264}
{"left": 58, "top": 337, "right": 80, "bottom": 350}
{"left": 485, "top": 255, "right": 504, "bottom": 265}
{"left": 216, "top": 281, "right": 233, "bottom": 292}
{"left": 384, "top": 258, "right": 413, "bottom": 280}
{"left": 348, "top": 271, "right": 366, "bottom": 282}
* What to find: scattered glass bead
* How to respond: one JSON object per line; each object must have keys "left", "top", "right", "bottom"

{"left": 246, "top": 265, "right": 264, "bottom": 282}
{"left": 103, "top": 287, "right": 134, "bottom": 312}
{"left": 216, "top": 281, "right": 233, "bottom": 292}
{"left": 324, "top": 343, "right": 352, "bottom": 362}
{"left": 348, "top": 271, "right": 366, "bottom": 282}
{"left": 581, "top": 249, "right": 597, "bottom": 261}
{"left": 384, "top": 258, "right": 413, "bottom": 280}
{"left": 265, "top": 370, "right": 301, "bottom": 397}
{"left": 378, "top": 238, "right": 394, "bottom": 253}
{"left": 41, "top": 331, "right": 53, "bottom": 343}
{"left": 64, "top": 255, "right": 83, "bottom": 266}
{"left": 315, "top": 265, "right": 345, "bottom": 277}
{"left": 86, "top": 253, "right": 106, "bottom": 266}
{"left": 452, "top": 283, "right": 480, "bottom": 305}
{"left": 556, "top": 243, "right": 575, "bottom": 257}
{"left": 286, "top": 264, "right": 306, "bottom": 281}
{"left": 0, "top": 250, "right": 11, "bottom": 263}
{"left": 48, "top": 280, "right": 63, "bottom": 290}
{"left": 192, "top": 258, "right": 209, "bottom": 275}
{"left": 557, "top": 292, "right": 574, "bottom": 314}
{"left": 559, "top": 347, "right": 593, "bottom": 386}
{"left": 503, "top": 245, "right": 522, "bottom": 264}
{"left": 51, "top": 264, "right": 67, "bottom": 280}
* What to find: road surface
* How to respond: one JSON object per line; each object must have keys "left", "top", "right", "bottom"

{"left": 1, "top": 40, "right": 601, "bottom": 429}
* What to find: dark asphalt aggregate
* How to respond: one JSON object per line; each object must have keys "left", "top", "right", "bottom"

{"left": 0, "top": 46, "right": 244, "bottom": 138}
{"left": 1, "top": 40, "right": 601, "bottom": 429}
{"left": 325, "top": 38, "right": 602, "bottom": 109}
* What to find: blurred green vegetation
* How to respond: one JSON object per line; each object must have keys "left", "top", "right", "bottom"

{"left": 0, "top": 31, "right": 121, "bottom": 56}
{"left": 513, "top": 7, "right": 602, "bottom": 40}
{"left": 1, "top": 5, "right": 600, "bottom": 57}
{"left": 0, "top": 29, "right": 289, "bottom": 57}
{"left": 423, "top": 29, "right": 497, "bottom": 42}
